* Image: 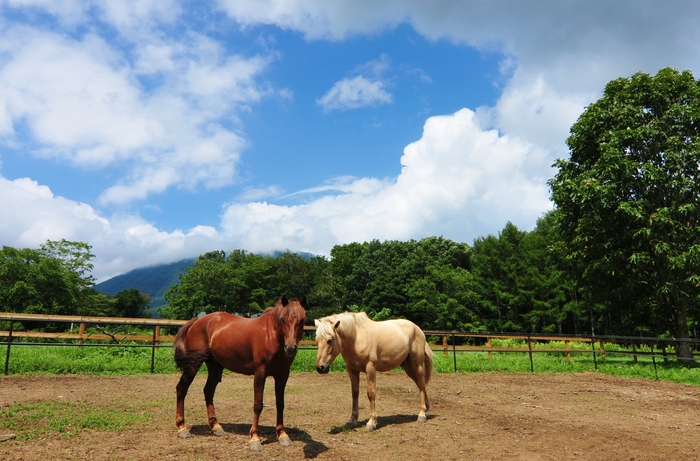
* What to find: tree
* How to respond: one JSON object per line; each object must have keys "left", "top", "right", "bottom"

{"left": 113, "top": 289, "right": 151, "bottom": 318}
{"left": 549, "top": 68, "right": 700, "bottom": 357}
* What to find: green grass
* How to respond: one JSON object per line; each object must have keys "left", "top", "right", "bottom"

{"left": 0, "top": 400, "right": 152, "bottom": 440}
{"left": 2, "top": 342, "right": 700, "bottom": 386}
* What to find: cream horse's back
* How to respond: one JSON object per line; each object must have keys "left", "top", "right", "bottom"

{"left": 315, "top": 312, "right": 433, "bottom": 431}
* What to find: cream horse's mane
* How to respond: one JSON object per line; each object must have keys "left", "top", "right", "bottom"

{"left": 315, "top": 311, "right": 371, "bottom": 339}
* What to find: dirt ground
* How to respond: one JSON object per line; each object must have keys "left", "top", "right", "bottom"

{"left": 1, "top": 371, "right": 700, "bottom": 461}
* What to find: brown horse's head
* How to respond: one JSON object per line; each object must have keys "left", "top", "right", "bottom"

{"left": 275, "top": 296, "right": 308, "bottom": 357}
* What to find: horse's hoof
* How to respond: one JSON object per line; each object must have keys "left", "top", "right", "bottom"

{"left": 249, "top": 440, "right": 263, "bottom": 451}
{"left": 212, "top": 425, "right": 225, "bottom": 436}
{"left": 366, "top": 422, "right": 377, "bottom": 432}
{"left": 177, "top": 428, "right": 191, "bottom": 439}
{"left": 279, "top": 435, "right": 293, "bottom": 447}
{"left": 417, "top": 414, "right": 427, "bottom": 423}
{"left": 344, "top": 420, "right": 356, "bottom": 429}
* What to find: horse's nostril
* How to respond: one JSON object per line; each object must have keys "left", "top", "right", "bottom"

{"left": 316, "top": 366, "right": 324, "bottom": 373}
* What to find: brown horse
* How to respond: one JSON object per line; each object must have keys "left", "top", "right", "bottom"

{"left": 174, "top": 296, "right": 307, "bottom": 451}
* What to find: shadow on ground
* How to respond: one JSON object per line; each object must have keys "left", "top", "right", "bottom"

{"left": 186, "top": 423, "right": 329, "bottom": 458}
{"left": 329, "top": 413, "right": 436, "bottom": 434}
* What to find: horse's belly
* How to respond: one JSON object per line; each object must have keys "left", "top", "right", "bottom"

{"left": 210, "top": 349, "right": 257, "bottom": 375}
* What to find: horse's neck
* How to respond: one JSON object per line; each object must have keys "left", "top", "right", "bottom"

{"left": 261, "top": 310, "right": 283, "bottom": 344}
{"left": 336, "top": 318, "right": 359, "bottom": 346}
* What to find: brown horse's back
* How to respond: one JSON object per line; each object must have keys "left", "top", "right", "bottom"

{"left": 174, "top": 311, "right": 287, "bottom": 376}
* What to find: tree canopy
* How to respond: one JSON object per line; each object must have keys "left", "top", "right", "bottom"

{"left": 549, "top": 67, "right": 700, "bottom": 356}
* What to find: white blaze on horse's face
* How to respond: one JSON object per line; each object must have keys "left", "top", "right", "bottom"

{"left": 314, "top": 319, "right": 341, "bottom": 374}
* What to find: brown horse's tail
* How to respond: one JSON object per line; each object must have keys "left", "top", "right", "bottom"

{"left": 423, "top": 341, "right": 434, "bottom": 385}
{"left": 173, "top": 317, "right": 199, "bottom": 372}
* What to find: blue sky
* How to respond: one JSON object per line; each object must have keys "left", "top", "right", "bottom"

{"left": 1, "top": 1, "right": 699, "bottom": 281}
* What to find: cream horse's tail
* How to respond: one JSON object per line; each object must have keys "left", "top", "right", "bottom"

{"left": 423, "top": 340, "right": 434, "bottom": 385}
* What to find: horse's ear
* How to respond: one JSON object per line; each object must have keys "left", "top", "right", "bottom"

{"left": 281, "top": 296, "right": 289, "bottom": 306}
{"left": 334, "top": 320, "right": 341, "bottom": 330}
{"left": 299, "top": 295, "right": 308, "bottom": 309}
{"left": 314, "top": 318, "right": 321, "bottom": 326}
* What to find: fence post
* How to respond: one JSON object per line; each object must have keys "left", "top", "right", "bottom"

{"left": 600, "top": 339, "right": 606, "bottom": 363}
{"left": 4, "top": 320, "right": 13, "bottom": 375}
{"left": 155, "top": 326, "right": 161, "bottom": 349}
{"left": 632, "top": 342, "right": 638, "bottom": 363}
{"left": 487, "top": 336, "right": 493, "bottom": 360}
{"left": 78, "top": 322, "right": 86, "bottom": 347}
{"left": 591, "top": 335, "right": 598, "bottom": 370}
{"left": 442, "top": 335, "right": 448, "bottom": 358}
{"left": 150, "top": 326, "right": 157, "bottom": 374}
{"left": 526, "top": 335, "right": 534, "bottom": 373}
{"left": 565, "top": 340, "right": 571, "bottom": 361}
{"left": 452, "top": 333, "right": 457, "bottom": 373}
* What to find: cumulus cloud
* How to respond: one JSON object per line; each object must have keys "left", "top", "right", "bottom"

{"left": 4, "top": 0, "right": 700, "bottom": 281}
{"left": 219, "top": 0, "right": 700, "bottom": 147}
{"left": 0, "top": 24, "right": 273, "bottom": 205}
{"left": 219, "top": 109, "right": 551, "bottom": 254}
{"left": 0, "top": 176, "right": 224, "bottom": 281}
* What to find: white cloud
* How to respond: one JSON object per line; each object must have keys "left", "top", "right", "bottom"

{"left": 219, "top": 0, "right": 700, "bottom": 149}
{"left": 0, "top": 25, "right": 273, "bottom": 205}
{"left": 0, "top": 109, "right": 549, "bottom": 280}
{"left": 0, "top": 175, "right": 224, "bottom": 281}
{"left": 316, "top": 75, "right": 392, "bottom": 111}
{"left": 4, "top": 0, "right": 700, "bottom": 281}
{"left": 220, "top": 109, "right": 551, "bottom": 254}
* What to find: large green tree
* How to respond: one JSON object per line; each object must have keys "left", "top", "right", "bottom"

{"left": 0, "top": 241, "right": 100, "bottom": 326}
{"left": 549, "top": 68, "right": 700, "bottom": 357}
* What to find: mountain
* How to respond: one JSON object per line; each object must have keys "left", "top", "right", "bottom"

{"left": 94, "top": 259, "right": 195, "bottom": 316}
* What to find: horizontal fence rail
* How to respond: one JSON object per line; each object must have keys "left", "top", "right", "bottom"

{"left": 1, "top": 312, "right": 698, "bottom": 375}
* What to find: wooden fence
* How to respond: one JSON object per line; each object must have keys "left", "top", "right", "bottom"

{"left": 1, "top": 312, "right": 698, "bottom": 375}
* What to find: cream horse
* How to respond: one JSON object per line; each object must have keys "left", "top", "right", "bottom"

{"left": 314, "top": 312, "right": 433, "bottom": 431}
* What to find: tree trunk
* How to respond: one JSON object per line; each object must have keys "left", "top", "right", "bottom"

{"left": 674, "top": 295, "right": 693, "bottom": 360}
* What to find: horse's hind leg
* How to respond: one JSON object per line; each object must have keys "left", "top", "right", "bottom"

{"left": 176, "top": 362, "right": 203, "bottom": 438}
{"left": 204, "top": 360, "right": 225, "bottom": 436}
{"left": 401, "top": 358, "right": 429, "bottom": 423}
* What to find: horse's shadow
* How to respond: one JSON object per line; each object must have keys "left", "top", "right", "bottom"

{"left": 187, "top": 423, "right": 328, "bottom": 459}
{"left": 329, "top": 413, "right": 437, "bottom": 434}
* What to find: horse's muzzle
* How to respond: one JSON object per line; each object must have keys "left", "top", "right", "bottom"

{"left": 316, "top": 365, "right": 329, "bottom": 374}
{"left": 284, "top": 344, "right": 298, "bottom": 357}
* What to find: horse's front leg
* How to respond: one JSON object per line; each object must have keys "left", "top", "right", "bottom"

{"left": 365, "top": 363, "right": 377, "bottom": 431}
{"left": 274, "top": 372, "right": 293, "bottom": 447}
{"left": 249, "top": 371, "right": 266, "bottom": 451}
{"left": 345, "top": 368, "right": 360, "bottom": 428}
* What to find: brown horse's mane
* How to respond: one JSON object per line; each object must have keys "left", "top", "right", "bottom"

{"left": 265, "top": 297, "right": 307, "bottom": 323}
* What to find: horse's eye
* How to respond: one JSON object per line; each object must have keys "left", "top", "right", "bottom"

{"left": 327, "top": 338, "right": 333, "bottom": 345}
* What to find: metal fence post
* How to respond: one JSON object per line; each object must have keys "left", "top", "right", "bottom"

{"left": 4, "top": 320, "right": 13, "bottom": 375}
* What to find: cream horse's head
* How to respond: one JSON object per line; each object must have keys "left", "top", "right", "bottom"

{"left": 314, "top": 317, "right": 342, "bottom": 374}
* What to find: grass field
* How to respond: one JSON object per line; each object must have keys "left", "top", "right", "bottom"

{"left": 2, "top": 340, "right": 700, "bottom": 386}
